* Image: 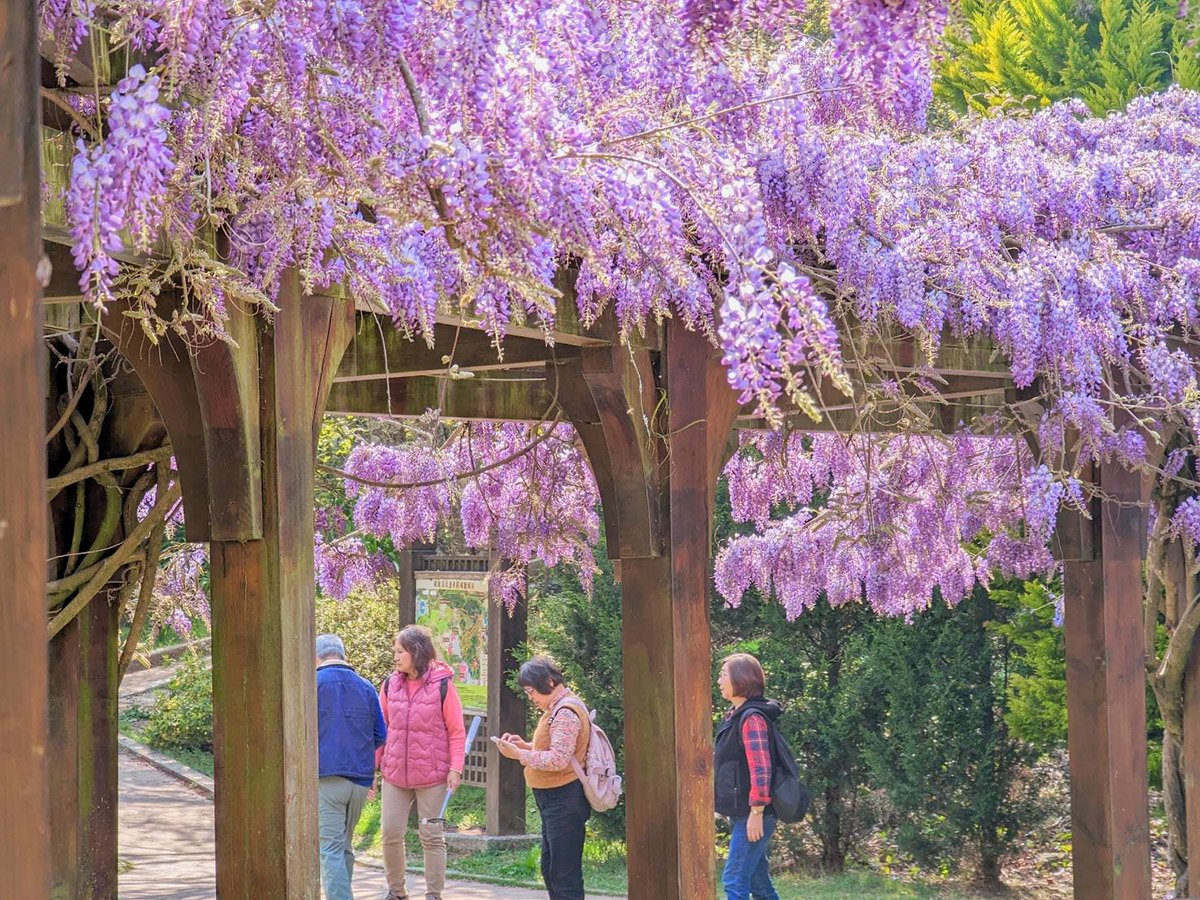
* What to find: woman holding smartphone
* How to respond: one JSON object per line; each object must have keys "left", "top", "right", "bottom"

{"left": 493, "top": 655, "right": 590, "bottom": 900}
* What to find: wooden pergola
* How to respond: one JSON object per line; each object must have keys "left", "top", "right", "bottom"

{"left": 0, "top": 7, "right": 1163, "bottom": 898}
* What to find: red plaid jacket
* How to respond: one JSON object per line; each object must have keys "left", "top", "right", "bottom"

{"left": 741, "top": 712, "right": 772, "bottom": 807}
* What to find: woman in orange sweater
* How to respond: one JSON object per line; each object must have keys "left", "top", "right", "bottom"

{"left": 494, "top": 655, "right": 590, "bottom": 900}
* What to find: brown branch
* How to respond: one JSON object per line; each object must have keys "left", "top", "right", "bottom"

{"left": 604, "top": 86, "right": 849, "bottom": 145}
{"left": 1095, "top": 222, "right": 1164, "bottom": 235}
{"left": 118, "top": 467, "right": 169, "bottom": 679}
{"left": 40, "top": 87, "right": 102, "bottom": 140}
{"left": 318, "top": 412, "right": 565, "bottom": 491}
{"left": 47, "top": 480, "right": 182, "bottom": 640}
{"left": 396, "top": 50, "right": 463, "bottom": 250}
{"left": 44, "top": 355, "right": 102, "bottom": 444}
{"left": 46, "top": 445, "right": 174, "bottom": 498}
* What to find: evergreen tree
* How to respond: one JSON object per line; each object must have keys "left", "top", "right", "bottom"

{"left": 936, "top": 0, "right": 1198, "bottom": 114}
{"left": 859, "top": 588, "right": 1044, "bottom": 887}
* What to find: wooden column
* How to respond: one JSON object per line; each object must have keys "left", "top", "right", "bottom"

{"left": 397, "top": 549, "right": 416, "bottom": 627}
{"left": 1185, "top": 633, "right": 1200, "bottom": 888}
{"left": 1063, "top": 460, "right": 1151, "bottom": 899}
{"left": 486, "top": 596, "right": 527, "bottom": 835}
{"left": 557, "top": 316, "right": 737, "bottom": 899}
{"left": 48, "top": 593, "right": 119, "bottom": 899}
{"left": 209, "top": 282, "right": 353, "bottom": 897}
{"left": 662, "top": 318, "right": 740, "bottom": 898}
{"left": 0, "top": 0, "right": 50, "bottom": 892}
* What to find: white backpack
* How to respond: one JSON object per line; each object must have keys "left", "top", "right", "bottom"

{"left": 552, "top": 696, "right": 623, "bottom": 812}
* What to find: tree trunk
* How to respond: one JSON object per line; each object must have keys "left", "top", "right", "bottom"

{"left": 1163, "top": 731, "right": 1188, "bottom": 895}
{"left": 819, "top": 785, "right": 847, "bottom": 872}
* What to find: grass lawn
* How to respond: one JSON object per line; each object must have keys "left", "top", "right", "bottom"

{"left": 457, "top": 682, "right": 487, "bottom": 709}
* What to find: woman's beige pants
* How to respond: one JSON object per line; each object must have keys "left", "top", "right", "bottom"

{"left": 380, "top": 780, "right": 448, "bottom": 899}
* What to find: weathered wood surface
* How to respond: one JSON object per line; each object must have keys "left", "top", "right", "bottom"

{"left": 664, "top": 317, "right": 740, "bottom": 900}
{"left": 1063, "top": 460, "right": 1151, "bottom": 900}
{"left": 49, "top": 592, "right": 118, "bottom": 900}
{"left": 0, "top": 0, "right": 51, "bottom": 894}
{"left": 486, "top": 596, "right": 528, "bottom": 836}
{"left": 326, "top": 372, "right": 556, "bottom": 421}
{"left": 1185, "top": 632, "right": 1200, "bottom": 887}
{"left": 337, "top": 315, "right": 581, "bottom": 381}
{"left": 560, "top": 315, "right": 737, "bottom": 899}
{"left": 209, "top": 276, "right": 353, "bottom": 898}
{"left": 99, "top": 303, "right": 214, "bottom": 540}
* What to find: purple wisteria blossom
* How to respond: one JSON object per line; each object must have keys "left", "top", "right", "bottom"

{"left": 66, "top": 65, "right": 172, "bottom": 305}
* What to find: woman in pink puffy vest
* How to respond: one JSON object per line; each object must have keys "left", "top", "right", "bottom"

{"left": 376, "top": 625, "right": 465, "bottom": 900}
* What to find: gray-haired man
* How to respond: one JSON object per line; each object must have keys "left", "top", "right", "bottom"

{"left": 316, "top": 634, "right": 387, "bottom": 900}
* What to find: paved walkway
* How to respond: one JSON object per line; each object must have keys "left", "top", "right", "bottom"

{"left": 118, "top": 752, "right": 547, "bottom": 899}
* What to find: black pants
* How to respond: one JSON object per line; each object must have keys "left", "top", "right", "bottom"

{"left": 533, "top": 780, "right": 591, "bottom": 900}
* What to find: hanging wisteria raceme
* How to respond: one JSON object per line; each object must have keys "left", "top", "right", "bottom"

{"left": 751, "top": 87, "right": 1200, "bottom": 460}
{"left": 65, "top": 65, "right": 173, "bottom": 305}
{"left": 715, "top": 431, "right": 1080, "bottom": 618}
{"left": 332, "top": 421, "right": 600, "bottom": 609}
{"left": 47, "top": 0, "right": 950, "bottom": 408}
{"left": 42, "top": 0, "right": 1200, "bottom": 620}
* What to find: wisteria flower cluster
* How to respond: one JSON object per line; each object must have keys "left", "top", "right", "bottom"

{"left": 715, "top": 431, "right": 1068, "bottom": 618}
{"left": 65, "top": 65, "right": 173, "bottom": 305}
{"left": 329, "top": 421, "right": 600, "bottom": 609}
{"left": 49, "top": 0, "right": 946, "bottom": 401}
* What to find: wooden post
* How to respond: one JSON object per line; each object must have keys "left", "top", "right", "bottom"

{"left": 48, "top": 593, "right": 119, "bottom": 900}
{"left": 1063, "top": 460, "right": 1151, "bottom": 899}
{"left": 0, "top": 0, "right": 51, "bottom": 892}
{"left": 486, "top": 596, "right": 527, "bottom": 836}
{"left": 1185, "top": 633, "right": 1200, "bottom": 889}
{"left": 559, "top": 316, "right": 737, "bottom": 899}
{"left": 209, "top": 282, "right": 353, "bottom": 897}
{"left": 397, "top": 548, "right": 416, "bottom": 627}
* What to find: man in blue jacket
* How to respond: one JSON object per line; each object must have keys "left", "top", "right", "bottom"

{"left": 316, "top": 633, "right": 387, "bottom": 900}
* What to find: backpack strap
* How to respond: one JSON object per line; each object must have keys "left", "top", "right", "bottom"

{"left": 550, "top": 695, "right": 591, "bottom": 754}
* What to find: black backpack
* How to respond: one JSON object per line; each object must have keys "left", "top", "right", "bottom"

{"left": 767, "top": 725, "right": 810, "bottom": 823}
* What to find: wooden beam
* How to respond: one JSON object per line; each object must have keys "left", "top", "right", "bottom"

{"left": 0, "top": 0, "right": 51, "bottom": 893}
{"left": 209, "top": 277, "right": 353, "bottom": 898}
{"left": 326, "top": 373, "right": 554, "bottom": 421}
{"left": 567, "top": 317, "right": 736, "bottom": 899}
{"left": 618, "top": 555, "right": 681, "bottom": 898}
{"left": 486, "top": 598, "right": 527, "bottom": 836}
{"left": 1063, "top": 460, "right": 1151, "bottom": 899}
{"left": 337, "top": 315, "right": 580, "bottom": 381}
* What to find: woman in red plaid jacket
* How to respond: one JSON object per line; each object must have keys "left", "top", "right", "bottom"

{"left": 714, "top": 653, "right": 782, "bottom": 900}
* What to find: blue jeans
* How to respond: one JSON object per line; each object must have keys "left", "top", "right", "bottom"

{"left": 319, "top": 776, "right": 370, "bottom": 900}
{"left": 722, "top": 814, "right": 779, "bottom": 900}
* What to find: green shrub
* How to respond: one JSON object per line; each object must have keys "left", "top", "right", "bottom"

{"left": 315, "top": 588, "right": 398, "bottom": 689}
{"left": 143, "top": 653, "right": 213, "bottom": 752}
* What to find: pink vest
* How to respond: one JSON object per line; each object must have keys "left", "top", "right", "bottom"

{"left": 379, "top": 662, "right": 453, "bottom": 789}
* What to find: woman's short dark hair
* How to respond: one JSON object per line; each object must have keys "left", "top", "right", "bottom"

{"left": 517, "top": 655, "right": 564, "bottom": 695}
{"left": 723, "top": 653, "right": 766, "bottom": 699}
{"left": 396, "top": 625, "right": 437, "bottom": 677}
